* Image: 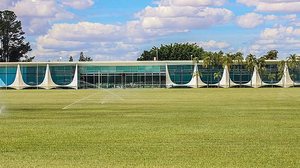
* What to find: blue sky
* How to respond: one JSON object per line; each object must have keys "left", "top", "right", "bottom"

{"left": 1, "top": 0, "right": 300, "bottom": 61}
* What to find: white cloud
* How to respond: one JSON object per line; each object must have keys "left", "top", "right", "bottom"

{"left": 46, "top": 22, "right": 125, "bottom": 42}
{"left": 237, "top": 13, "right": 298, "bottom": 28}
{"left": 248, "top": 25, "right": 300, "bottom": 58}
{"left": 197, "top": 40, "right": 230, "bottom": 50}
{"left": 137, "top": 2, "right": 233, "bottom": 31}
{"left": 33, "top": 22, "right": 145, "bottom": 61}
{"left": 237, "top": 13, "right": 264, "bottom": 28}
{"left": 1, "top": 0, "right": 74, "bottom": 35}
{"left": 159, "top": 0, "right": 227, "bottom": 6}
{"left": 61, "top": 0, "right": 94, "bottom": 10}
{"left": 237, "top": 0, "right": 300, "bottom": 12}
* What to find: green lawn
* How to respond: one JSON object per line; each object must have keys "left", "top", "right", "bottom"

{"left": 0, "top": 89, "right": 299, "bottom": 168}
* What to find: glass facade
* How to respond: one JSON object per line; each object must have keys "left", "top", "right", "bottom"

{"left": 229, "top": 65, "right": 252, "bottom": 85}
{"left": 289, "top": 65, "right": 300, "bottom": 83}
{"left": 260, "top": 64, "right": 282, "bottom": 84}
{"left": 79, "top": 65, "right": 166, "bottom": 88}
{"left": 198, "top": 65, "right": 223, "bottom": 85}
{"left": 50, "top": 66, "right": 76, "bottom": 85}
{"left": 168, "top": 65, "right": 193, "bottom": 84}
{"left": 21, "top": 65, "right": 46, "bottom": 86}
{"left": 0, "top": 61, "right": 300, "bottom": 89}
{"left": 0, "top": 66, "right": 17, "bottom": 87}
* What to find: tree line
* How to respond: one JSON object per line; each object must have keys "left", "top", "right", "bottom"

{"left": 137, "top": 43, "right": 300, "bottom": 85}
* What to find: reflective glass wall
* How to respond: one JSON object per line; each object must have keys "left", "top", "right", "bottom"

{"left": 50, "top": 66, "right": 76, "bottom": 85}
{"left": 20, "top": 65, "right": 46, "bottom": 86}
{"left": 260, "top": 64, "right": 282, "bottom": 84}
{"left": 79, "top": 65, "right": 166, "bottom": 88}
{"left": 198, "top": 65, "right": 223, "bottom": 85}
{"left": 168, "top": 65, "right": 193, "bottom": 84}
{"left": 0, "top": 66, "right": 17, "bottom": 88}
{"left": 229, "top": 65, "right": 252, "bottom": 85}
{"left": 289, "top": 65, "right": 300, "bottom": 83}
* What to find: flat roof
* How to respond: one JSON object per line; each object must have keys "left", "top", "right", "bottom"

{"left": 0, "top": 60, "right": 282, "bottom": 66}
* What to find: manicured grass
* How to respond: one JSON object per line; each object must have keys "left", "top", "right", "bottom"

{"left": 0, "top": 88, "right": 299, "bottom": 167}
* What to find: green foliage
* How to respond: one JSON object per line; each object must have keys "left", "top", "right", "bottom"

{"left": 245, "top": 54, "right": 256, "bottom": 71}
{"left": 137, "top": 43, "right": 205, "bottom": 61}
{"left": 264, "top": 50, "right": 278, "bottom": 60}
{"left": 21, "top": 55, "right": 35, "bottom": 62}
{"left": 69, "top": 56, "right": 74, "bottom": 62}
{"left": 287, "top": 54, "right": 300, "bottom": 70}
{"left": 245, "top": 54, "right": 266, "bottom": 73}
{"left": 0, "top": 10, "right": 32, "bottom": 62}
{"left": 277, "top": 60, "right": 286, "bottom": 79}
{"left": 79, "top": 52, "right": 93, "bottom": 62}
{"left": 0, "top": 89, "right": 299, "bottom": 167}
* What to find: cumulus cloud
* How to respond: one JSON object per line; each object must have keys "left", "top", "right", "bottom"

{"left": 0, "top": 0, "right": 74, "bottom": 35}
{"left": 136, "top": 0, "right": 233, "bottom": 32}
{"left": 237, "top": 13, "right": 264, "bottom": 28}
{"left": 61, "top": 0, "right": 94, "bottom": 10}
{"left": 237, "top": 0, "right": 300, "bottom": 12}
{"left": 197, "top": 40, "right": 230, "bottom": 50}
{"left": 33, "top": 22, "right": 145, "bottom": 60}
{"left": 237, "top": 13, "right": 298, "bottom": 28}
{"left": 248, "top": 25, "right": 300, "bottom": 57}
{"left": 30, "top": 0, "right": 235, "bottom": 60}
{"left": 159, "top": 0, "right": 227, "bottom": 6}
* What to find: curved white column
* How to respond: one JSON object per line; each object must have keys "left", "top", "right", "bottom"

{"left": 186, "top": 64, "right": 206, "bottom": 88}
{"left": 65, "top": 64, "right": 78, "bottom": 89}
{"left": 165, "top": 64, "right": 177, "bottom": 88}
{"left": 244, "top": 66, "right": 264, "bottom": 88}
{"left": 38, "top": 64, "right": 59, "bottom": 89}
{"left": 280, "top": 63, "right": 294, "bottom": 88}
{"left": 9, "top": 64, "right": 29, "bottom": 90}
{"left": 219, "top": 65, "right": 237, "bottom": 88}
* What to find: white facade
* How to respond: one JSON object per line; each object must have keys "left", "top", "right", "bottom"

{"left": 0, "top": 61, "right": 299, "bottom": 89}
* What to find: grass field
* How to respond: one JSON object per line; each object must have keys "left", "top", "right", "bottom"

{"left": 0, "top": 88, "right": 299, "bottom": 168}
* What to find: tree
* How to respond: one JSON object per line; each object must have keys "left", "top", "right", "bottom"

{"left": 233, "top": 52, "right": 244, "bottom": 64}
{"left": 245, "top": 54, "right": 257, "bottom": 73}
{"left": 78, "top": 52, "right": 93, "bottom": 62}
{"left": 267, "top": 73, "right": 276, "bottom": 87}
{"left": 222, "top": 53, "right": 233, "bottom": 69}
{"left": 137, "top": 43, "right": 206, "bottom": 61}
{"left": 202, "top": 52, "right": 214, "bottom": 87}
{"left": 256, "top": 57, "right": 266, "bottom": 74}
{"left": 69, "top": 56, "right": 73, "bottom": 62}
{"left": 0, "top": 10, "right": 32, "bottom": 62}
{"left": 213, "top": 71, "right": 222, "bottom": 88}
{"left": 192, "top": 57, "right": 200, "bottom": 88}
{"left": 21, "top": 55, "right": 35, "bottom": 62}
{"left": 264, "top": 50, "right": 278, "bottom": 60}
{"left": 277, "top": 60, "right": 285, "bottom": 80}
{"left": 287, "top": 54, "right": 299, "bottom": 70}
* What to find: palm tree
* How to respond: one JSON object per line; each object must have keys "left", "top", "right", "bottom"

{"left": 232, "top": 52, "right": 244, "bottom": 86}
{"left": 267, "top": 73, "right": 276, "bottom": 87}
{"left": 287, "top": 54, "right": 300, "bottom": 85}
{"left": 256, "top": 57, "right": 266, "bottom": 75}
{"left": 203, "top": 52, "right": 213, "bottom": 68}
{"left": 245, "top": 54, "right": 256, "bottom": 72}
{"left": 277, "top": 60, "right": 285, "bottom": 80}
{"left": 222, "top": 54, "right": 233, "bottom": 87}
{"left": 203, "top": 52, "right": 214, "bottom": 87}
{"left": 223, "top": 53, "right": 233, "bottom": 68}
{"left": 214, "top": 71, "right": 222, "bottom": 88}
{"left": 287, "top": 54, "right": 299, "bottom": 70}
{"left": 192, "top": 57, "right": 200, "bottom": 88}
